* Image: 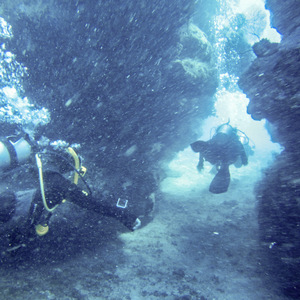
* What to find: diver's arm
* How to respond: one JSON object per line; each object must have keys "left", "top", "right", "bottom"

{"left": 68, "top": 188, "right": 139, "bottom": 231}
{"left": 43, "top": 171, "right": 139, "bottom": 230}
{"left": 197, "top": 153, "right": 204, "bottom": 172}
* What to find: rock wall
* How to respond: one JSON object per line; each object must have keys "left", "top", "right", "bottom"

{"left": 0, "top": 1, "right": 218, "bottom": 214}
{"left": 239, "top": 0, "right": 300, "bottom": 297}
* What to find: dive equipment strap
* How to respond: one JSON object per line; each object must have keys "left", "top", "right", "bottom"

{"left": 67, "top": 147, "right": 87, "bottom": 184}
{"left": 116, "top": 198, "right": 128, "bottom": 209}
{"left": 1, "top": 138, "right": 18, "bottom": 168}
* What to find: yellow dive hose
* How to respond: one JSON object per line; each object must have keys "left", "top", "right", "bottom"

{"left": 67, "top": 147, "right": 80, "bottom": 184}
{"left": 35, "top": 147, "right": 86, "bottom": 213}
{"left": 35, "top": 148, "right": 87, "bottom": 236}
{"left": 35, "top": 153, "right": 59, "bottom": 212}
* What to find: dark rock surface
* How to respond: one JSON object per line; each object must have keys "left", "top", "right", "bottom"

{"left": 239, "top": 0, "right": 300, "bottom": 297}
{"left": 1, "top": 0, "right": 218, "bottom": 215}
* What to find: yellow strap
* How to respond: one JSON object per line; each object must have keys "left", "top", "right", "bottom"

{"left": 67, "top": 147, "right": 80, "bottom": 184}
{"left": 35, "top": 153, "right": 59, "bottom": 212}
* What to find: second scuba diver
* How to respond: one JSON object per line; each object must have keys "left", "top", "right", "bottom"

{"left": 190, "top": 122, "right": 249, "bottom": 194}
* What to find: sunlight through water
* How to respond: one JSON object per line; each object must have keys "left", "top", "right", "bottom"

{"left": 0, "top": 17, "right": 50, "bottom": 131}
{"left": 161, "top": 0, "right": 282, "bottom": 196}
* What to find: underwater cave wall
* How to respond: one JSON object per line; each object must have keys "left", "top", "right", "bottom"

{"left": 239, "top": 0, "right": 300, "bottom": 297}
{"left": 1, "top": 0, "right": 218, "bottom": 210}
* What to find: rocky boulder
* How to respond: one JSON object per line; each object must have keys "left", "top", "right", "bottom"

{"left": 238, "top": 0, "right": 300, "bottom": 297}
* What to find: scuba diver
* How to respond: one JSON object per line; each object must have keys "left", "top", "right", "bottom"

{"left": 0, "top": 134, "right": 141, "bottom": 255}
{"left": 190, "top": 122, "right": 249, "bottom": 194}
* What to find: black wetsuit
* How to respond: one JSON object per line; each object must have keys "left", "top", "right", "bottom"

{"left": 191, "top": 132, "right": 248, "bottom": 194}
{"left": 41, "top": 170, "right": 137, "bottom": 229}
{"left": 0, "top": 169, "right": 138, "bottom": 254}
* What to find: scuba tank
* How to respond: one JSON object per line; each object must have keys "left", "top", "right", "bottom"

{"left": 0, "top": 136, "right": 33, "bottom": 170}
{"left": 214, "top": 122, "right": 251, "bottom": 146}
{"left": 214, "top": 122, "right": 237, "bottom": 138}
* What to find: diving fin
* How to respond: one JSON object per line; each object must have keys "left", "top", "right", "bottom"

{"left": 209, "top": 165, "right": 230, "bottom": 194}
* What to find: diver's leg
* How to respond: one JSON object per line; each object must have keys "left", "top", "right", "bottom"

{"left": 209, "top": 164, "right": 230, "bottom": 194}
{"left": 0, "top": 191, "right": 16, "bottom": 223}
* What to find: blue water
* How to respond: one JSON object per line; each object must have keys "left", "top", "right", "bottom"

{"left": 0, "top": 1, "right": 293, "bottom": 299}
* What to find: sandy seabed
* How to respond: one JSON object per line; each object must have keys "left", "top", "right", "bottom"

{"left": 0, "top": 174, "right": 289, "bottom": 300}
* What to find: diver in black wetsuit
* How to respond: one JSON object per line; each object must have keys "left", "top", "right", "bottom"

{"left": 0, "top": 135, "right": 140, "bottom": 254}
{"left": 190, "top": 123, "right": 248, "bottom": 194}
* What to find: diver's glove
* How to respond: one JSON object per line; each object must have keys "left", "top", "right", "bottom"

{"left": 132, "top": 218, "right": 141, "bottom": 231}
{"left": 117, "top": 212, "right": 141, "bottom": 231}
{"left": 113, "top": 201, "right": 141, "bottom": 231}
{"left": 197, "top": 162, "right": 204, "bottom": 172}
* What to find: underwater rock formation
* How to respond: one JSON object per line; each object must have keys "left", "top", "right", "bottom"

{"left": 239, "top": 0, "right": 300, "bottom": 297}
{"left": 172, "top": 23, "right": 216, "bottom": 95}
{"left": 0, "top": 0, "right": 217, "bottom": 215}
